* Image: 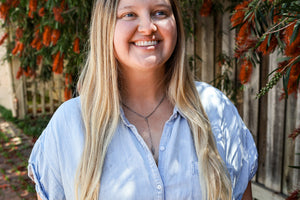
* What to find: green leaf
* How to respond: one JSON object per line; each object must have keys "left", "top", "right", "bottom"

{"left": 290, "top": 21, "right": 300, "bottom": 45}
{"left": 283, "top": 66, "right": 292, "bottom": 97}
{"left": 276, "top": 56, "right": 290, "bottom": 63}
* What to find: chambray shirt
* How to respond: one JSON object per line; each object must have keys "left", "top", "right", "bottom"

{"left": 28, "top": 82, "right": 258, "bottom": 200}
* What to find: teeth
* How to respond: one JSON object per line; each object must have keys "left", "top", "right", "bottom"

{"left": 135, "top": 40, "right": 158, "bottom": 47}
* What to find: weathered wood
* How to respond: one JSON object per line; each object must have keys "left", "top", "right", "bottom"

{"left": 243, "top": 64, "right": 259, "bottom": 144}
{"left": 257, "top": 56, "right": 269, "bottom": 185}
{"left": 252, "top": 182, "right": 286, "bottom": 200}
{"left": 282, "top": 94, "right": 300, "bottom": 194}
{"left": 291, "top": 96, "right": 300, "bottom": 191}
{"left": 195, "top": 16, "right": 215, "bottom": 82}
{"left": 264, "top": 52, "right": 285, "bottom": 192}
{"left": 214, "top": 12, "right": 222, "bottom": 78}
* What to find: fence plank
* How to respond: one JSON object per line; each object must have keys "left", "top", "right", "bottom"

{"left": 243, "top": 65, "right": 259, "bottom": 144}
{"left": 264, "top": 52, "right": 285, "bottom": 192}
{"left": 195, "top": 16, "right": 215, "bottom": 82}
{"left": 282, "top": 94, "right": 300, "bottom": 194}
{"left": 252, "top": 182, "right": 286, "bottom": 200}
{"left": 257, "top": 57, "right": 269, "bottom": 185}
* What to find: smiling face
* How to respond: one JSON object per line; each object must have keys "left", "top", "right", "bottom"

{"left": 114, "top": 0, "right": 177, "bottom": 72}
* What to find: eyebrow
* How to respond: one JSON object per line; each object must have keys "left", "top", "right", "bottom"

{"left": 118, "top": 4, "right": 172, "bottom": 11}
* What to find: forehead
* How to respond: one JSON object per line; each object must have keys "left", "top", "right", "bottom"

{"left": 117, "top": 0, "right": 172, "bottom": 9}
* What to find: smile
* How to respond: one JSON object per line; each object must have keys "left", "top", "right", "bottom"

{"left": 134, "top": 40, "right": 159, "bottom": 47}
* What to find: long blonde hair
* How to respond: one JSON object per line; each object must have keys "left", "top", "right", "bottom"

{"left": 76, "top": 0, "right": 232, "bottom": 199}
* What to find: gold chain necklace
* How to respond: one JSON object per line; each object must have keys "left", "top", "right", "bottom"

{"left": 122, "top": 95, "right": 166, "bottom": 155}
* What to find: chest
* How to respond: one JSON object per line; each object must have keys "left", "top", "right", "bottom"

{"left": 99, "top": 120, "right": 202, "bottom": 199}
{"left": 122, "top": 103, "right": 173, "bottom": 164}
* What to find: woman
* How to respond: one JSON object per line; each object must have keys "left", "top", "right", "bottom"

{"left": 28, "top": 0, "right": 258, "bottom": 199}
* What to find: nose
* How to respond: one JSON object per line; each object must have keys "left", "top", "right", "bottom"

{"left": 137, "top": 16, "right": 157, "bottom": 35}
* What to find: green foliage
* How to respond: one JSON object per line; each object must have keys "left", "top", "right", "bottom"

{"left": 230, "top": 0, "right": 300, "bottom": 98}
{"left": 0, "top": 0, "right": 92, "bottom": 84}
{"left": 0, "top": 105, "right": 50, "bottom": 137}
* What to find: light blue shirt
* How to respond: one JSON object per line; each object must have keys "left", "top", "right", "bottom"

{"left": 28, "top": 82, "right": 258, "bottom": 200}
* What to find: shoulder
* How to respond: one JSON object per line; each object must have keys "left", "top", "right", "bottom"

{"left": 194, "top": 81, "right": 230, "bottom": 122}
{"left": 194, "top": 82, "right": 258, "bottom": 198}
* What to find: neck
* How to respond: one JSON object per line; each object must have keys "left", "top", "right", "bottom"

{"left": 119, "top": 66, "right": 166, "bottom": 107}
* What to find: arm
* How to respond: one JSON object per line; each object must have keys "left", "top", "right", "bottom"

{"left": 37, "top": 193, "right": 42, "bottom": 200}
{"left": 241, "top": 181, "right": 253, "bottom": 200}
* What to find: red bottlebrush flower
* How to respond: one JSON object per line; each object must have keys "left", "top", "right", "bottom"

{"left": 42, "top": 25, "right": 52, "bottom": 47}
{"left": 199, "top": 0, "right": 213, "bottom": 17}
{"left": 0, "top": 33, "right": 8, "bottom": 46}
{"left": 38, "top": 7, "right": 45, "bottom": 17}
{"left": 286, "top": 189, "right": 300, "bottom": 200}
{"left": 60, "top": 0, "right": 66, "bottom": 10}
{"left": 52, "top": 51, "right": 60, "bottom": 72}
{"left": 0, "top": 3, "right": 10, "bottom": 20}
{"left": 73, "top": 37, "right": 80, "bottom": 54}
{"left": 284, "top": 22, "right": 300, "bottom": 57}
{"left": 257, "top": 34, "right": 278, "bottom": 55}
{"left": 12, "top": 42, "right": 19, "bottom": 55}
{"left": 12, "top": 41, "right": 24, "bottom": 55}
{"left": 24, "top": 66, "right": 34, "bottom": 77}
{"left": 65, "top": 73, "right": 72, "bottom": 86}
{"left": 28, "top": 10, "right": 33, "bottom": 18}
{"left": 34, "top": 26, "right": 40, "bottom": 37}
{"left": 236, "top": 23, "right": 251, "bottom": 46}
{"left": 51, "top": 29, "right": 61, "bottom": 46}
{"left": 16, "top": 67, "right": 23, "bottom": 79}
{"left": 18, "top": 42, "right": 24, "bottom": 52}
{"left": 29, "top": 0, "right": 37, "bottom": 12}
{"left": 234, "top": 37, "right": 257, "bottom": 58}
{"left": 36, "top": 40, "right": 43, "bottom": 50}
{"left": 286, "top": 63, "right": 300, "bottom": 95}
{"left": 52, "top": 52, "right": 64, "bottom": 74}
{"left": 53, "top": 7, "right": 64, "bottom": 24}
{"left": 239, "top": 59, "right": 253, "bottom": 84}
{"left": 30, "top": 37, "right": 39, "bottom": 48}
{"left": 36, "top": 55, "right": 43, "bottom": 65}
{"left": 64, "top": 87, "right": 72, "bottom": 101}
{"left": 11, "top": 0, "right": 20, "bottom": 8}
{"left": 16, "top": 27, "right": 24, "bottom": 40}
{"left": 230, "top": 1, "right": 250, "bottom": 27}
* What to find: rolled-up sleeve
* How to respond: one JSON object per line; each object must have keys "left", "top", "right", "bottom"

{"left": 28, "top": 117, "right": 66, "bottom": 200}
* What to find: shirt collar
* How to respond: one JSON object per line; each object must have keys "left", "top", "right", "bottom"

{"left": 119, "top": 104, "right": 183, "bottom": 127}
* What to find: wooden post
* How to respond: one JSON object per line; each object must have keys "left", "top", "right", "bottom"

{"left": 264, "top": 52, "right": 285, "bottom": 192}
{"left": 195, "top": 16, "right": 215, "bottom": 82}
{"left": 257, "top": 56, "right": 269, "bottom": 184}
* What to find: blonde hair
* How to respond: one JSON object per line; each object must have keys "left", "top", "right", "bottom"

{"left": 76, "top": 0, "right": 232, "bottom": 199}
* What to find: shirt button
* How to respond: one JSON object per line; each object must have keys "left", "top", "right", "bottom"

{"left": 157, "top": 185, "right": 162, "bottom": 190}
{"left": 159, "top": 146, "right": 165, "bottom": 151}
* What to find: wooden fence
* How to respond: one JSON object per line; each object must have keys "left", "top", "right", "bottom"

{"left": 12, "top": 59, "right": 65, "bottom": 118}
{"left": 9, "top": 6, "right": 299, "bottom": 200}
{"left": 186, "top": 7, "right": 300, "bottom": 200}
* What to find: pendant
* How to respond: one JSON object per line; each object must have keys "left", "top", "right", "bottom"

{"left": 151, "top": 146, "right": 155, "bottom": 155}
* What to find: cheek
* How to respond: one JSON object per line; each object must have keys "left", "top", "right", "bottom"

{"left": 158, "top": 19, "right": 177, "bottom": 46}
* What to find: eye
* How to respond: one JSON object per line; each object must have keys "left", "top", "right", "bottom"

{"left": 119, "top": 12, "right": 137, "bottom": 20}
{"left": 155, "top": 11, "right": 167, "bottom": 16}
{"left": 124, "top": 13, "right": 135, "bottom": 17}
{"left": 152, "top": 10, "right": 169, "bottom": 19}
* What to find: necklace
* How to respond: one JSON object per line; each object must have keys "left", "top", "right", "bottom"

{"left": 122, "top": 95, "right": 166, "bottom": 155}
